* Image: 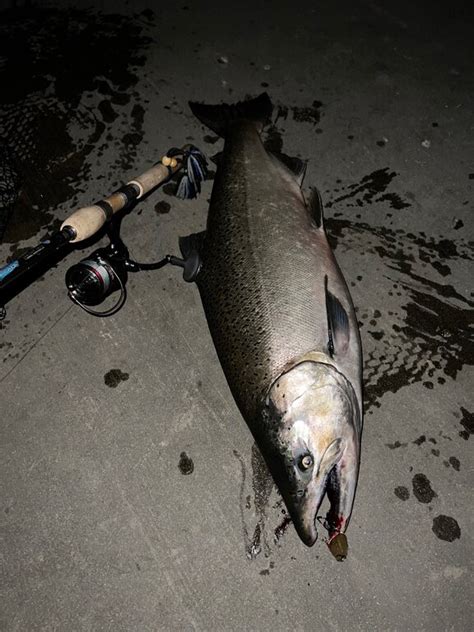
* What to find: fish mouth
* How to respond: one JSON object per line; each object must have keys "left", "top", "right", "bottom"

{"left": 277, "top": 437, "right": 360, "bottom": 548}
{"left": 283, "top": 472, "right": 331, "bottom": 547}
{"left": 266, "top": 456, "right": 327, "bottom": 547}
{"left": 289, "top": 497, "right": 321, "bottom": 547}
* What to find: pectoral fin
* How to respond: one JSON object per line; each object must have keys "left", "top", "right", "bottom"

{"left": 325, "top": 275, "right": 350, "bottom": 356}
{"left": 307, "top": 187, "right": 324, "bottom": 229}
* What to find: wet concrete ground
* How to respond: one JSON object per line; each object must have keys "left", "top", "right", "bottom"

{"left": 0, "top": 1, "right": 473, "bottom": 630}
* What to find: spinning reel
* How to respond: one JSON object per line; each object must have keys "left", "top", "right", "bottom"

{"left": 65, "top": 213, "right": 200, "bottom": 316}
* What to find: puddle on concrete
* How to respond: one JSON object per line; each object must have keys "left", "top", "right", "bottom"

{"left": 104, "top": 368, "right": 130, "bottom": 387}
{"left": 0, "top": 6, "right": 151, "bottom": 247}
{"left": 459, "top": 406, "right": 473, "bottom": 440}
{"left": 394, "top": 486, "right": 410, "bottom": 500}
{"left": 178, "top": 451, "right": 194, "bottom": 475}
{"left": 412, "top": 473, "right": 437, "bottom": 504}
{"left": 432, "top": 515, "right": 461, "bottom": 542}
{"left": 324, "top": 216, "right": 473, "bottom": 412}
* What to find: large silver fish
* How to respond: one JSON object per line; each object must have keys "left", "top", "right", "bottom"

{"left": 182, "top": 94, "right": 363, "bottom": 557}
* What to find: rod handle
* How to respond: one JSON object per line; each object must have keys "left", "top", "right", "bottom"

{"left": 61, "top": 150, "right": 185, "bottom": 243}
{"left": 61, "top": 205, "right": 107, "bottom": 243}
{"left": 128, "top": 157, "right": 181, "bottom": 198}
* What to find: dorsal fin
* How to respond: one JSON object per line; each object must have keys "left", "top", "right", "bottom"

{"left": 325, "top": 275, "right": 350, "bottom": 356}
{"left": 307, "top": 187, "right": 324, "bottom": 228}
{"left": 269, "top": 152, "right": 307, "bottom": 186}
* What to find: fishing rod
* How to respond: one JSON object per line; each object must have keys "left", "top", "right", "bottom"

{"left": 0, "top": 145, "right": 206, "bottom": 319}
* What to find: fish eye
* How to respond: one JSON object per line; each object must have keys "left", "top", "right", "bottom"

{"left": 299, "top": 454, "right": 313, "bottom": 471}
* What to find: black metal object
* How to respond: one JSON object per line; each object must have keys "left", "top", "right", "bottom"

{"left": 64, "top": 213, "right": 199, "bottom": 317}
{"left": 65, "top": 215, "right": 130, "bottom": 315}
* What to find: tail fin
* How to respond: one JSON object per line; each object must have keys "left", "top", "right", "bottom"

{"left": 189, "top": 93, "right": 273, "bottom": 138}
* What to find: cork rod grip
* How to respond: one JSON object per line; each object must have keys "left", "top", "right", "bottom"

{"left": 61, "top": 205, "right": 108, "bottom": 243}
{"left": 61, "top": 150, "right": 185, "bottom": 243}
{"left": 128, "top": 159, "right": 182, "bottom": 198}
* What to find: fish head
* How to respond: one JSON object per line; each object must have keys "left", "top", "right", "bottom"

{"left": 263, "top": 361, "right": 361, "bottom": 546}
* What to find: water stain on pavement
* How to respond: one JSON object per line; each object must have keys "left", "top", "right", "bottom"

{"left": 413, "top": 435, "right": 426, "bottom": 446}
{"left": 325, "top": 216, "right": 474, "bottom": 412}
{"left": 0, "top": 6, "right": 151, "bottom": 246}
{"left": 326, "top": 169, "right": 411, "bottom": 210}
{"left": 233, "top": 445, "right": 286, "bottom": 560}
{"left": 291, "top": 100, "right": 323, "bottom": 126}
{"left": 386, "top": 440, "right": 408, "bottom": 449}
{"left": 394, "top": 486, "right": 410, "bottom": 500}
{"left": 432, "top": 515, "right": 461, "bottom": 542}
{"left": 233, "top": 448, "right": 259, "bottom": 558}
{"left": 412, "top": 473, "right": 437, "bottom": 504}
{"left": 104, "top": 368, "right": 130, "bottom": 387}
{"left": 178, "top": 451, "right": 194, "bottom": 475}
{"left": 249, "top": 443, "right": 275, "bottom": 557}
{"left": 459, "top": 407, "right": 473, "bottom": 440}
{"left": 120, "top": 103, "right": 146, "bottom": 171}
{"left": 155, "top": 200, "right": 171, "bottom": 214}
{"left": 448, "top": 456, "right": 461, "bottom": 471}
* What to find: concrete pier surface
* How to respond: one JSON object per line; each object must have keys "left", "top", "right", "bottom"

{"left": 0, "top": 2, "right": 472, "bottom": 630}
